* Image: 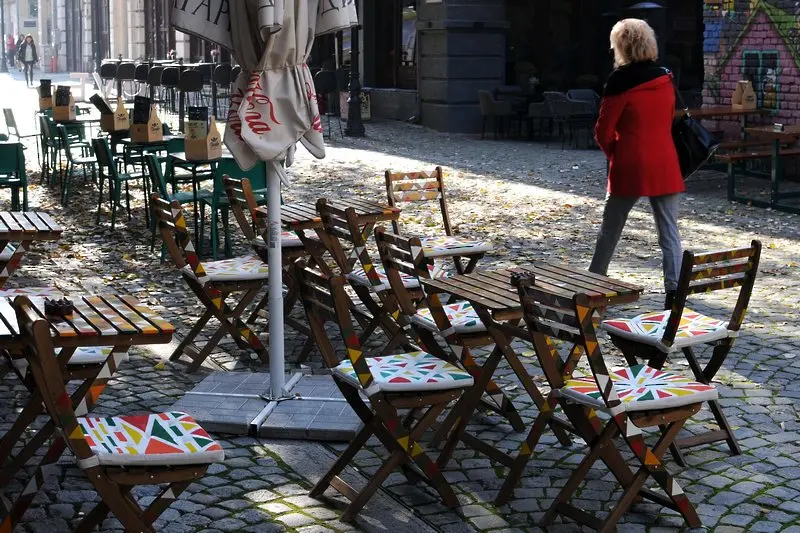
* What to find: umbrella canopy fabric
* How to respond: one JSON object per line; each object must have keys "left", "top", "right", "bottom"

{"left": 225, "top": 0, "right": 358, "bottom": 171}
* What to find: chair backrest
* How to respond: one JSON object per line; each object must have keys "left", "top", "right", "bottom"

{"left": 3, "top": 109, "right": 19, "bottom": 136}
{"left": 385, "top": 167, "right": 450, "bottom": 235}
{"left": 116, "top": 62, "right": 136, "bottom": 81}
{"left": 293, "top": 261, "right": 379, "bottom": 391}
{"left": 99, "top": 62, "right": 117, "bottom": 80}
{"left": 56, "top": 125, "right": 75, "bottom": 162}
{"left": 147, "top": 66, "right": 163, "bottom": 87}
{"left": 161, "top": 67, "right": 180, "bottom": 88}
{"left": 134, "top": 64, "right": 150, "bottom": 83}
{"left": 196, "top": 63, "right": 213, "bottom": 85}
{"left": 12, "top": 296, "right": 97, "bottom": 463}
{"left": 230, "top": 66, "right": 242, "bottom": 83}
{"left": 314, "top": 70, "right": 337, "bottom": 95}
{"left": 477, "top": 90, "right": 494, "bottom": 114}
{"left": 374, "top": 226, "right": 430, "bottom": 317}
{"left": 91, "top": 137, "right": 116, "bottom": 177}
{"left": 0, "top": 142, "right": 24, "bottom": 176}
{"left": 663, "top": 240, "right": 762, "bottom": 347}
{"left": 512, "top": 272, "right": 603, "bottom": 394}
{"left": 223, "top": 177, "right": 260, "bottom": 242}
{"left": 213, "top": 64, "right": 232, "bottom": 86}
{"left": 151, "top": 195, "right": 199, "bottom": 272}
{"left": 178, "top": 69, "right": 203, "bottom": 93}
{"left": 543, "top": 91, "right": 568, "bottom": 104}
{"left": 566, "top": 89, "right": 600, "bottom": 112}
{"left": 143, "top": 154, "right": 170, "bottom": 198}
{"left": 317, "top": 198, "right": 381, "bottom": 281}
{"left": 38, "top": 114, "right": 54, "bottom": 145}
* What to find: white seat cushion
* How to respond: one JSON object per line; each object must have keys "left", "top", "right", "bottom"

{"left": 0, "top": 244, "right": 15, "bottom": 262}
{"left": 560, "top": 364, "right": 718, "bottom": 412}
{"left": 420, "top": 235, "right": 493, "bottom": 258}
{"left": 77, "top": 412, "right": 225, "bottom": 466}
{"left": 253, "top": 229, "right": 317, "bottom": 249}
{"left": 333, "top": 351, "right": 474, "bottom": 393}
{"left": 347, "top": 263, "right": 445, "bottom": 292}
{"left": 12, "top": 347, "right": 129, "bottom": 371}
{"left": 412, "top": 301, "right": 486, "bottom": 334}
{"left": 601, "top": 308, "right": 732, "bottom": 353}
{"left": 183, "top": 255, "right": 268, "bottom": 282}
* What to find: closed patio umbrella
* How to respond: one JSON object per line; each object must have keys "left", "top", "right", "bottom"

{"left": 172, "top": 0, "right": 358, "bottom": 396}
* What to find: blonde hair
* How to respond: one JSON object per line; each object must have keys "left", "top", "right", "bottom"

{"left": 610, "top": 19, "right": 658, "bottom": 67}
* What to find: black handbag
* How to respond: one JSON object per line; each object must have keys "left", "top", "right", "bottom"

{"left": 670, "top": 82, "right": 720, "bottom": 180}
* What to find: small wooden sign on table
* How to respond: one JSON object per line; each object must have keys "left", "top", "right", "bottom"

{"left": 52, "top": 86, "right": 76, "bottom": 122}
{"left": 37, "top": 79, "right": 52, "bottom": 111}
{"left": 130, "top": 96, "right": 163, "bottom": 143}
{"left": 732, "top": 80, "right": 756, "bottom": 110}
{"left": 91, "top": 94, "right": 130, "bottom": 132}
{"left": 185, "top": 106, "right": 222, "bottom": 161}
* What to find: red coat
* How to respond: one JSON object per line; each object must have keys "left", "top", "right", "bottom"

{"left": 595, "top": 71, "right": 684, "bottom": 197}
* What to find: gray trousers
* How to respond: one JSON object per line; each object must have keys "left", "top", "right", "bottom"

{"left": 589, "top": 193, "right": 682, "bottom": 292}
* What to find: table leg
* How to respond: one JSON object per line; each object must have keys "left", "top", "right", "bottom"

{"left": 771, "top": 138, "right": 781, "bottom": 206}
{"left": 0, "top": 240, "right": 30, "bottom": 289}
{"left": 192, "top": 166, "right": 200, "bottom": 252}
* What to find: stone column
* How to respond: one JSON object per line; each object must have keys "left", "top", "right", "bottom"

{"left": 55, "top": 0, "right": 66, "bottom": 70}
{"left": 82, "top": 0, "right": 93, "bottom": 70}
{"left": 127, "top": 0, "right": 145, "bottom": 60}
{"left": 416, "top": 0, "right": 507, "bottom": 133}
{"left": 174, "top": 30, "right": 190, "bottom": 60}
{"left": 108, "top": 0, "right": 128, "bottom": 59}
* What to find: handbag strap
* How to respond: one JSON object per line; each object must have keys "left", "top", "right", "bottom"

{"left": 663, "top": 66, "right": 689, "bottom": 113}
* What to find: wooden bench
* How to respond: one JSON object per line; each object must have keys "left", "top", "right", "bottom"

{"left": 716, "top": 147, "right": 800, "bottom": 163}
{"left": 721, "top": 147, "right": 800, "bottom": 212}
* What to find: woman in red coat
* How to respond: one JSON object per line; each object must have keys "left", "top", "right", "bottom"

{"left": 589, "top": 18, "right": 684, "bottom": 306}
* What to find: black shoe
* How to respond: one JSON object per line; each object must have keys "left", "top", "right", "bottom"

{"left": 664, "top": 290, "right": 677, "bottom": 310}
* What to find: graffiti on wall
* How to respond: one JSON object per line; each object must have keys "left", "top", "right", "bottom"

{"left": 703, "top": 0, "right": 800, "bottom": 115}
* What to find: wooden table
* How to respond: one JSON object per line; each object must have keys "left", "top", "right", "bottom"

{"left": 731, "top": 125, "right": 800, "bottom": 213}
{"left": 0, "top": 293, "right": 175, "bottom": 527}
{"left": 422, "top": 262, "right": 643, "bottom": 470}
{"left": 0, "top": 212, "right": 62, "bottom": 288}
{"left": 674, "top": 106, "right": 768, "bottom": 120}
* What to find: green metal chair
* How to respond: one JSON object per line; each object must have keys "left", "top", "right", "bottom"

{"left": 56, "top": 125, "right": 97, "bottom": 206}
{"left": 3, "top": 109, "right": 40, "bottom": 166}
{"left": 199, "top": 159, "right": 267, "bottom": 259}
{"left": 92, "top": 137, "right": 141, "bottom": 230}
{"left": 0, "top": 142, "right": 28, "bottom": 211}
{"left": 143, "top": 154, "right": 212, "bottom": 256}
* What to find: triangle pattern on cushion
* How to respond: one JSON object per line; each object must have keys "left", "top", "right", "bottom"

{"left": 600, "top": 308, "right": 731, "bottom": 353}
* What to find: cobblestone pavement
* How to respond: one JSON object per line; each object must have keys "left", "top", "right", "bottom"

{"left": 2, "top": 73, "right": 800, "bottom": 532}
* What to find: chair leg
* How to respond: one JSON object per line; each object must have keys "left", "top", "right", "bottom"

{"left": 481, "top": 116, "right": 487, "bottom": 140}
{"left": 96, "top": 175, "right": 104, "bottom": 224}
{"left": 210, "top": 208, "right": 219, "bottom": 260}
{"left": 222, "top": 208, "right": 232, "bottom": 258}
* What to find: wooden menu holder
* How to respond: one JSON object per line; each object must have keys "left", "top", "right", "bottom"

{"left": 52, "top": 94, "right": 76, "bottom": 122}
{"left": 130, "top": 105, "right": 163, "bottom": 143}
{"left": 732, "top": 80, "right": 756, "bottom": 110}
{"left": 37, "top": 88, "right": 52, "bottom": 111}
{"left": 185, "top": 117, "right": 222, "bottom": 161}
{"left": 100, "top": 97, "right": 130, "bottom": 132}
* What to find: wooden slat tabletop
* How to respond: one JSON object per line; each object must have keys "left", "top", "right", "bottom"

{"left": 423, "top": 263, "right": 643, "bottom": 317}
{"left": 0, "top": 212, "right": 62, "bottom": 241}
{"left": 270, "top": 199, "right": 400, "bottom": 231}
{"left": 0, "top": 293, "right": 174, "bottom": 349}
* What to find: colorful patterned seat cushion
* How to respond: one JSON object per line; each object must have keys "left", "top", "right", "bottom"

{"left": 0, "top": 243, "right": 15, "bottom": 261}
{"left": 560, "top": 365, "right": 718, "bottom": 412}
{"left": 347, "top": 263, "right": 445, "bottom": 292}
{"left": 333, "top": 351, "right": 474, "bottom": 393}
{"left": 77, "top": 412, "right": 225, "bottom": 466}
{"left": 182, "top": 255, "right": 269, "bottom": 282}
{"left": 412, "top": 301, "right": 486, "bottom": 334}
{"left": 420, "top": 235, "right": 493, "bottom": 258}
{"left": 601, "top": 308, "right": 732, "bottom": 353}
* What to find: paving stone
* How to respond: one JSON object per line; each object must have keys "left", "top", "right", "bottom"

{"left": 275, "top": 513, "right": 315, "bottom": 528}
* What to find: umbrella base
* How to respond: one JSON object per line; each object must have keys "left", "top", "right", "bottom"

{"left": 169, "top": 372, "right": 364, "bottom": 441}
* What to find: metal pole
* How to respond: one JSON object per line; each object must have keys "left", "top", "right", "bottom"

{"left": 345, "top": 23, "right": 364, "bottom": 137}
{"left": 0, "top": 0, "right": 8, "bottom": 73}
{"left": 267, "top": 161, "right": 285, "bottom": 398}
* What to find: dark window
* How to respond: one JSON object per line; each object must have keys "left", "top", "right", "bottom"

{"left": 742, "top": 50, "right": 780, "bottom": 111}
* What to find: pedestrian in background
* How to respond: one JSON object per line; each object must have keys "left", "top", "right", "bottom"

{"left": 15, "top": 34, "right": 24, "bottom": 70}
{"left": 588, "top": 18, "right": 684, "bottom": 308}
{"left": 17, "top": 34, "right": 38, "bottom": 86}
{"left": 5, "top": 35, "right": 15, "bottom": 69}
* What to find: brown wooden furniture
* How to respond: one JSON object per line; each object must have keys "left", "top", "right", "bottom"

{"left": 294, "top": 262, "right": 474, "bottom": 521}
{"left": 385, "top": 167, "right": 492, "bottom": 274}
{"left": 602, "top": 240, "right": 762, "bottom": 465}
{"left": 0, "top": 293, "right": 177, "bottom": 532}
{"left": 316, "top": 199, "right": 413, "bottom": 353}
{"left": 151, "top": 195, "right": 270, "bottom": 371}
{"left": 0, "top": 211, "right": 62, "bottom": 288}
{"left": 508, "top": 273, "right": 712, "bottom": 532}
{"left": 421, "top": 263, "right": 643, "bottom": 469}
{"left": 673, "top": 106, "right": 767, "bottom": 119}
{"left": 224, "top": 177, "right": 317, "bottom": 360}
{"left": 2, "top": 295, "right": 223, "bottom": 533}
{"left": 374, "top": 227, "right": 524, "bottom": 432}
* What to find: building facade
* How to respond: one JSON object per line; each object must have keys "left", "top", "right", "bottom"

{"left": 704, "top": 0, "right": 800, "bottom": 132}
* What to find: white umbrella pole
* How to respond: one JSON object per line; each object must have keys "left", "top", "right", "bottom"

{"left": 267, "top": 161, "right": 285, "bottom": 398}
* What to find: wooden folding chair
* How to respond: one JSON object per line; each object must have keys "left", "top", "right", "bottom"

{"left": 1, "top": 296, "right": 224, "bottom": 533}
{"left": 223, "top": 176, "right": 317, "bottom": 360}
{"left": 316, "top": 198, "right": 422, "bottom": 353}
{"left": 294, "top": 262, "right": 474, "bottom": 521}
{"left": 151, "top": 195, "right": 270, "bottom": 371}
{"left": 385, "top": 167, "right": 492, "bottom": 274}
{"left": 374, "top": 227, "right": 525, "bottom": 433}
{"left": 601, "top": 240, "right": 762, "bottom": 465}
{"left": 503, "top": 273, "right": 715, "bottom": 532}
